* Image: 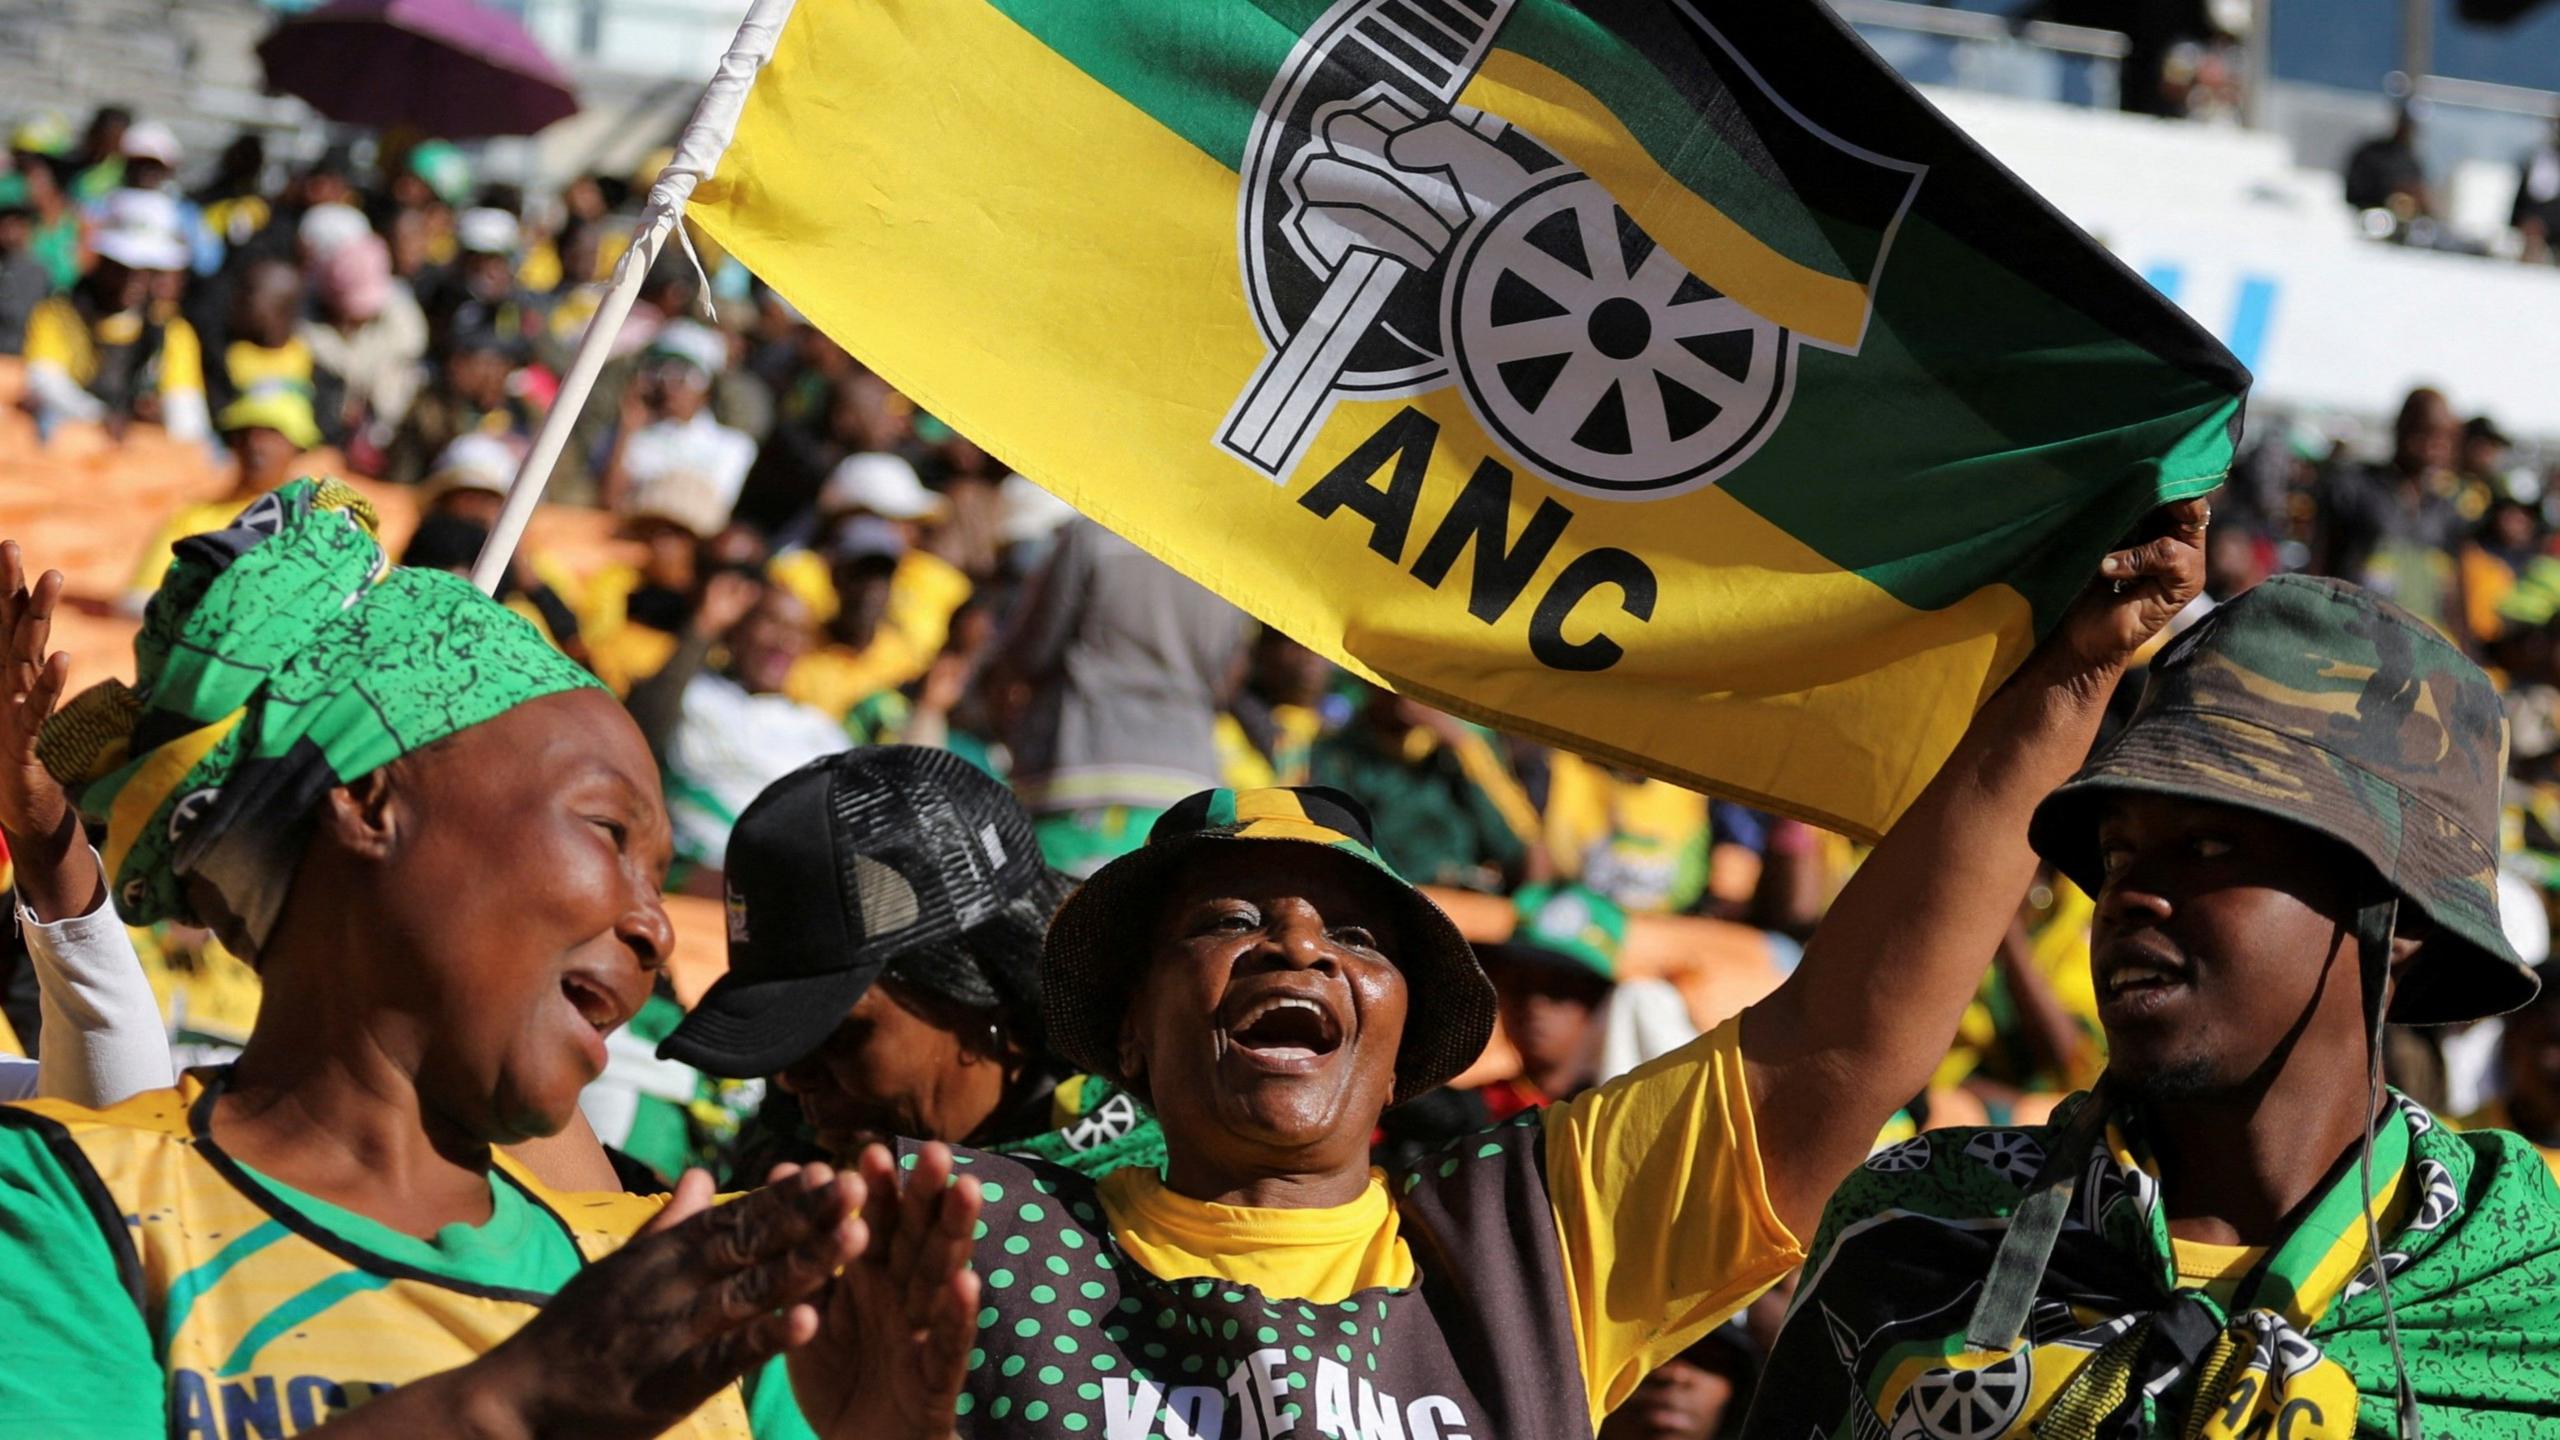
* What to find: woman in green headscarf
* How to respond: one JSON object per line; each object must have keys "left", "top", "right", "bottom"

{"left": 0, "top": 480, "right": 981, "bottom": 1438}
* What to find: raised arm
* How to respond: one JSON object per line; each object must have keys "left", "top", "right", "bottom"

{"left": 1739, "top": 498, "right": 2208, "bottom": 1236}
{"left": 0, "top": 543, "right": 176, "bottom": 1107}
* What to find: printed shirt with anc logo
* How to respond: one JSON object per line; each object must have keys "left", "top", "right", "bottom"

{"left": 0, "top": 1070, "right": 795, "bottom": 1438}
{"left": 1745, "top": 1092, "right": 2560, "bottom": 1440}
{"left": 910, "top": 1016, "right": 1799, "bottom": 1438}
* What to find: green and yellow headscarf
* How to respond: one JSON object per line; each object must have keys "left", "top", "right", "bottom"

{"left": 39, "top": 478, "right": 602, "bottom": 945}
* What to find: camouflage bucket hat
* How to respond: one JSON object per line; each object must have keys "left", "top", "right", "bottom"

{"left": 1042, "top": 786, "right": 1494, "bottom": 1105}
{"left": 2029, "top": 574, "right": 2533, "bottom": 1024}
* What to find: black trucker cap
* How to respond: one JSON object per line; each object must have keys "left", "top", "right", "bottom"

{"left": 659, "top": 746, "right": 1058, "bottom": 1077}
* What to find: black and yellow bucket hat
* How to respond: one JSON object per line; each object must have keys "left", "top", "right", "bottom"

{"left": 1042, "top": 786, "right": 1494, "bottom": 1105}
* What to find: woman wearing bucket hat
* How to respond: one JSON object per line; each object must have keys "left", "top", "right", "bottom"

{"left": 659, "top": 746, "right": 1165, "bottom": 1180}
{"left": 805, "top": 499, "right": 2221, "bottom": 1438}
{"left": 0, "top": 486, "right": 981, "bottom": 1439}
{"left": 1748, "top": 571, "right": 2560, "bottom": 1440}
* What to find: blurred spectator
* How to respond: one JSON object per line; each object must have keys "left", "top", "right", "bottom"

{"left": 1480, "top": 883, "right": 1627, "bottom": 1107}
{"left": 2344, "top": 106, "right": 2433, "bottom": 218}
{"left": 2515, "top": 115, "right": 2560, "bottom": 264}
{"left": 21, "top": 190, "right": 207, "bottom": 443}
{"left": 773, "top": 453, "right": 972, "bottom": 722}
{"left": 629, "top": 553, "right": 848, "bottom": 881}
{"left": 2459, "top": 414, "right": 2519, "bottom": 515}
{"left": 1542, "top": 752, "right": 1711, "bottom": 916}
{"left": 302, "top": 229, "right": 427, "bottom": 459}
{"left": 423, "top": 205, "right": 542, "bottom": 356}
{"left": 2012, "top": 0, "right": 2216, "bottom": 119}
{"left": 181, "top": 153, "right": 352, "bottom": 345}
{"left": 598, "top": 320, "right": 757, "bottom": 516}
{"left": 2461, "top": 963, "right": 2560, "bottom": 1182}
{"left": 124, "top": 390, "right": 320, "bottom": 606}
{"left": 736, "top": 361, "right": 906, "bottom": 538}
{"left": 1, "top": 125, "right": 79, "bottom": 291}
{"left": 2156, "top": 37, "right": 2243, "bottom": 125}
{"left": 381, "top": 326, "right": 537, "bottom": 484}
{"left": 418, "top": 432, "right": 517, "bottom": 528}
{"left": 575, "top": 468, "right": 738, "bottom": 696}
{"left": 380, "top": 138, "right": 470, "bottom": 272}
{"left": 206, "top": 256, "right": 326, "bottom": 418}
{"left": 1225, "top": 628, "right": 1337, "bottom": 789}
{"left": 2316, "top": 386, "right": 2466, "bottom": 628}
{"left": 536, "top": 215, "right": 611, "bottom": 364}
{"left": 65, "top": 104, "right": 130, "bottom": 203}
{"left": 97, "top": 122, "right": 216, "bottom": 276}
{"left": 1311, "top": 688, "right": 1544, "bottom": 890}
{"left": 0, "top": 207, "right": 46, "bottom": 353}
{"left": 985, "top": 515, "right": 1253, "bottom": 875}
{"left": 193, "top": 134, "right": 270, "bottom": 251}
{"left": 2464, "top": 497, "right": 2544, "bottom": 652}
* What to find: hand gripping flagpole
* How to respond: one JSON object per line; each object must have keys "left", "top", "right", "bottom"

{"left": 471, "top": 0, "right": 801, "bottom": 595}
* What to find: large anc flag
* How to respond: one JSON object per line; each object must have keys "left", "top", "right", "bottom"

{"left": 690, "top": 0, "right": 2249, "bottom": 839}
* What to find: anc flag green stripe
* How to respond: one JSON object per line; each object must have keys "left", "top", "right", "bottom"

{"left": 973, "top": 0, "right": 2239, "bottom": 626}
{"left": 985, "top": 0, "right": 1876, "bottom": 287}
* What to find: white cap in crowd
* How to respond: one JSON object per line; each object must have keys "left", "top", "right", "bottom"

{"left": 997, "top": 473, "right": 1077, "bottom": 546}
{"left": 628, "top": 467, "right": 734, "bottom": 540}
{"left": 645, "top": 319, "right": 731, "bottom": 380}
{"left": 120, "top": 121, "right": 182, "bottom": 166}
{"left": 456, "top": 206, "right": 522, "bottom": 257}
{"left": 91, "top": 187, "right": 188, "bottom": 272}
{"left": 427, "top": 433, "right": 521, "bottom": 497}
{"left": 297, "top": 202, "right": 374, "bottom": 262}
{"left": 820, "top": 452, "right": 940, "bottom": 520}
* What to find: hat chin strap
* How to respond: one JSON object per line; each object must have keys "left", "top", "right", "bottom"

{"left": 1960, "top": 899, "right": 2424, "bottom": 1440}
{"left": 2354, "top": 894, "right": 2422, "bottom": 1440}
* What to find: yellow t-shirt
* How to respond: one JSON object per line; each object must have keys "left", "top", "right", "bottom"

{"left": 774, "top": 549, "right": 973, "bottom": 719}
{"left": 25, "top": 298, "right": 205, "bottom": 396}
{"left": 128, "top": 497, "right": 262, "bottom": 600}
{"left": 1098, "top": 1018, "right": 1800, "bottom": 1429}
{"left": 571, "top": 562, "right": 683, "bottom": 697}
{"left": 220, "top": 336, "right": 317, "bottom": 399}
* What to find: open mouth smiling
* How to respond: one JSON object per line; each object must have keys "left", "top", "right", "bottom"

{"left": 2096, "top": 939, "right": 2193, "bottom": 1016}
{"left": 560, "top": 968, "right": 643, "bottom": 1037}
{"left": 1217, "top": 986, "right": 1347, "bottom": 1070}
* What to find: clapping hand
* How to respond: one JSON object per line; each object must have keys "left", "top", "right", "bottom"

{"left": 460, "top": 1164, "right": 866, "bottom": 1439}
{"left": 788, "top": 1143, "right": 984, "bottom": 1440}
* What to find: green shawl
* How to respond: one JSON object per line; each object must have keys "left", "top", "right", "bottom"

{"left": 1744, "top": 1092, "right": 2560, "bottom": 1438}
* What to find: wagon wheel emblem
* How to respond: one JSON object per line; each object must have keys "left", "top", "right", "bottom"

{"left": 1449, "top": 172, "right": 1793, "bottom": 496}
{"left": 1867, "top": 1138, "right": 1932, "bottom": 1173}
{"left": 1900, "top": 1352, "right": 2031, "bottom": 1440}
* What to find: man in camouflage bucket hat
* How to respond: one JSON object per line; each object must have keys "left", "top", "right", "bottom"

{"left": 1747, "top": 575, "right": 2560, "bottom": 1440}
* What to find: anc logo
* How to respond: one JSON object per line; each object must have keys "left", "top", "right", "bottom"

{"left": 1220, "top": 0, "right": 1923, "bottom": 500}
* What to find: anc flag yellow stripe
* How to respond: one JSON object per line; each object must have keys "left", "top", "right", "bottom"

{"left": 1461, "top": 50, "right": 1873, "bottom": 349}
{"left": 103, "top": 710, "right": 242, "bottom": 892}
{"left": 689, "top": 0, "right": 2038, "bottom": 838}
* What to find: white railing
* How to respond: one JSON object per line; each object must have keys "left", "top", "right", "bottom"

{"left": 1827, "top": 0, "right": 2128, "bottom": 110}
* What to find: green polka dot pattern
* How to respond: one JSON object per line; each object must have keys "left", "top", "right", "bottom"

{"left": 907, "top": 1113, "right": 1584, "bottom": 1438}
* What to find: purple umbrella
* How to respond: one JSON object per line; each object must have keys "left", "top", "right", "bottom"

{"left": 258, "top": 0, "right": 580, "bottom": 139}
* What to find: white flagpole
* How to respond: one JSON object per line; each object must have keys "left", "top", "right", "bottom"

{"left": 472, "top": 0, "right": 802, "bottom": 595}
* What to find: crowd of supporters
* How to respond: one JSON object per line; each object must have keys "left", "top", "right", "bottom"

{"left": 8, "top": 101, "right": 2560, "bottom": 1438}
